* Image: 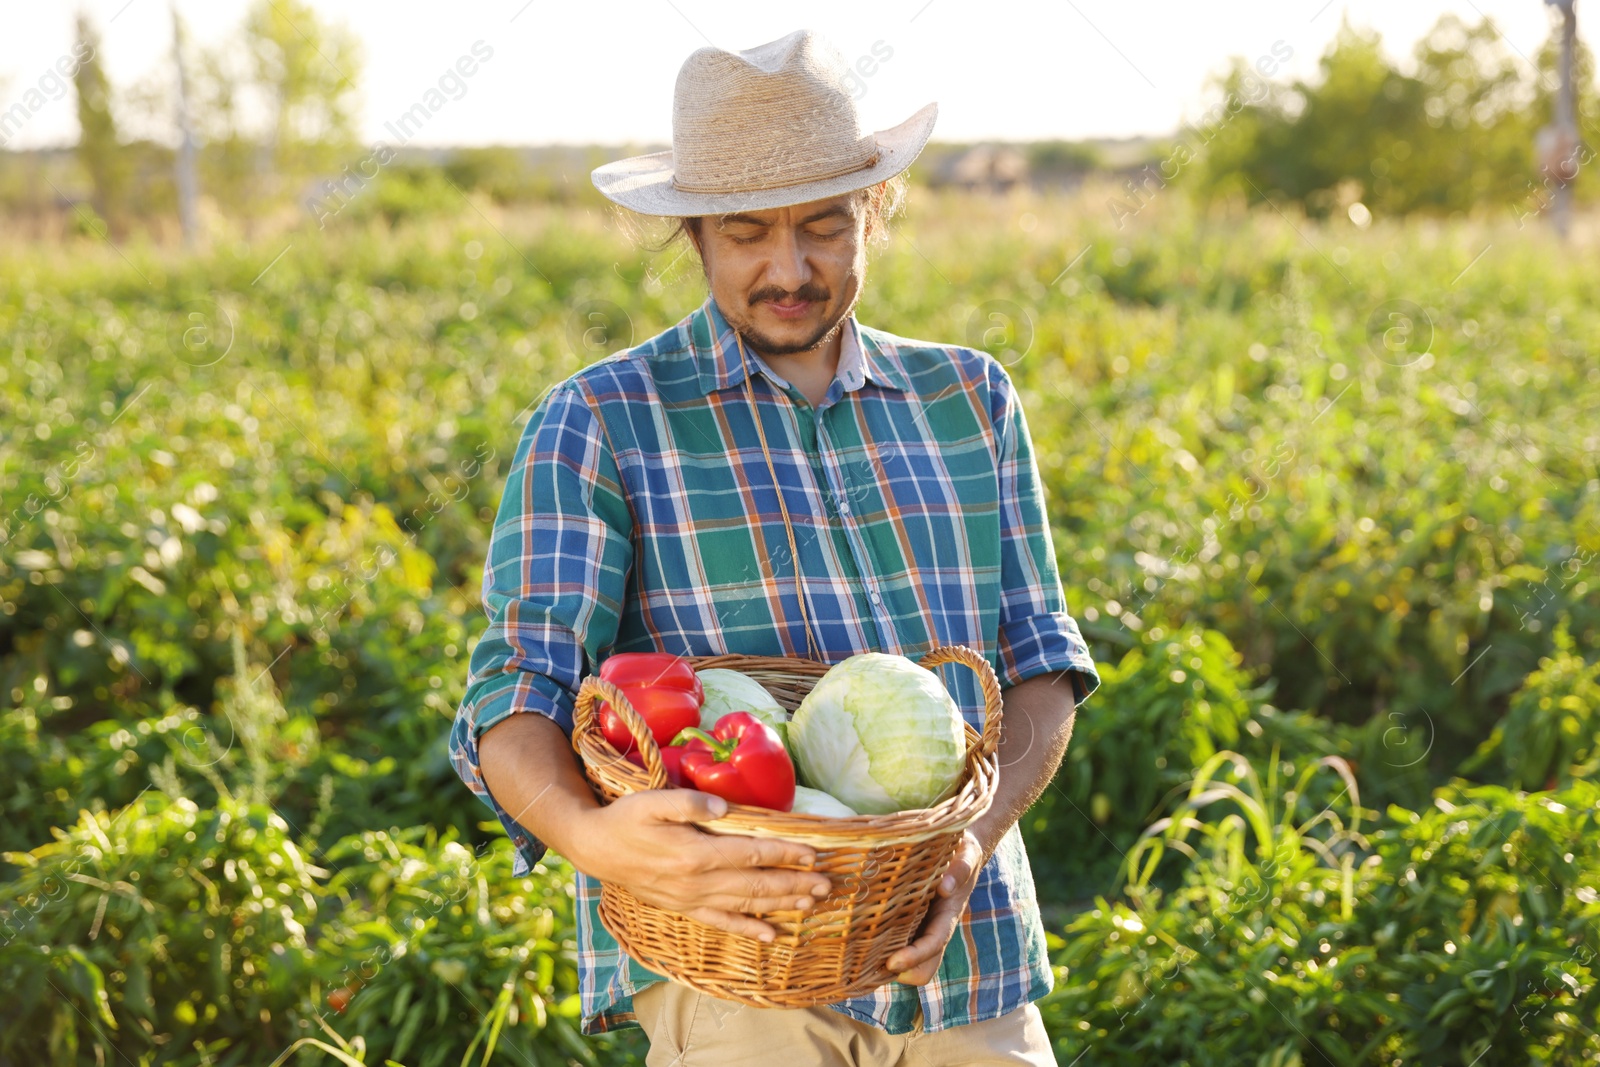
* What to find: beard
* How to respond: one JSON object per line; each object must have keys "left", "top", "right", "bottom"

{"left": 728, "top": 277, "right": 862, "bottom": 356}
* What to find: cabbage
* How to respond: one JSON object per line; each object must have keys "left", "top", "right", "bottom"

{"left": 787, "top": 652, "right": 967, "bottom": 815}
{"left": 790, "top": 786, "right": 858, "bottom": 817}
{"left": 694, "top": 668, "right": 788, "bottom": 734}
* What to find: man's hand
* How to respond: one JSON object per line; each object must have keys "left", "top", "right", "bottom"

{"left": 885, "top": 830, "right": 984, "bottom": 984}
{"left": 884, "top": 671, "right": 1080, "bottom": 985}
{"left": 479, "top": 713, "right": 832, "bottom": 943}
{"left": 568, "top": 787, "right": 833, "bottom": 943}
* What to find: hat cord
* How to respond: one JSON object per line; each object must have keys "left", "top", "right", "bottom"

{"left": 736, "top": 329, "right": 822, "bottom": 662}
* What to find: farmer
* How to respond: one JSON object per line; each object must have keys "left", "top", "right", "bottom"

{"left": 450, "top": 27, "right": 1099, "bottom": 1066}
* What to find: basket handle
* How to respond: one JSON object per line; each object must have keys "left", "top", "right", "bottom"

{"left": 917, "top": 645, "right": 1005, "bottom": 762}
{"left": 573, "top": 676, "right": 671, "bottom": 791}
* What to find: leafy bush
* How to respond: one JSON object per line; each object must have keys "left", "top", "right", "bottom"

{"left": 303, "top": 829, "right": 644, "bottom": 1067}
{"left": 0, "top": 697, "right": 216, "bottom": 857}
{"left": 1023, "top": 226, "right": 1600, "bottom": 808}
{"left": 1044, "top": 759, "right": 1600, "bottom": 1065}
{"left": 1193, "top": 14, "right": 1600, "bottom": 216}
{"left": 1463, "top": 615, "right": 1600, "bottom": 791}
{"left": 0, "top": 792, "right": 645, "bottom": 1067}
{"left": 1, "top": 483, "right": 489, "bottom": 853}
{"left": 0, "top": 792, "right": 322, "bottom": 1066}
{"left": 337, "top": 164, "right": 467, "bottom": 228}
{"left": 1024, "top": 625, "right": 1347, "bottom": 898}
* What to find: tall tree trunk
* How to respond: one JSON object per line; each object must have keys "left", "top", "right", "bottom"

{"left": 1551, "top": 0, "right": 1578, "bottom": 239}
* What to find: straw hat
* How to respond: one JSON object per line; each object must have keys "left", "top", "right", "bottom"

{"left": 591, "top": 29, "right": 938, "bottom": 217}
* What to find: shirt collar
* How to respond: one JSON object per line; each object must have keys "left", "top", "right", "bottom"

{"left": 689, "top": 294, "right": 908, "bottom": 396}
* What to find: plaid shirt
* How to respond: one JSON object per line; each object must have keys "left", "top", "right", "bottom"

{"left": 449, "top": 294, "right": 1100, "bottom": 1036}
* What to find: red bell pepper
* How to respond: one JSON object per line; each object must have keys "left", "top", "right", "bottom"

{"left": 624, "top": 742, "right": 687, "bottom": 787}
{"left": 677, "top": 712, "right": 796, "bottom": 812}
{"left": 599, "top": 653, "right": 703, "bottom": 701}
{"left": 599, "top": 685, "right": 702, "bottom": 755}
{"left": 596, "top": 652, "right": 704, "bottom": 755}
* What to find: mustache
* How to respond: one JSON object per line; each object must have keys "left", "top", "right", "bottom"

{"left": 750, "top": 284, "right": 830, "bottom": 305}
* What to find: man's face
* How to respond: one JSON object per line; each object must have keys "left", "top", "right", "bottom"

{"left": 689, "top": 192, "right": 869, "bottom": 356}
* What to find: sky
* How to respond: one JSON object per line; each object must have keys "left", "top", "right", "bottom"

{"left": 0, "top": 0, "right": 1567, "bottom": 150}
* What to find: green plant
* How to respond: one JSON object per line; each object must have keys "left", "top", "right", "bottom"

{"left": 304, "top": 830, "right": 616, "bottom": 1067}
{"left": 1463, "top": 615, "right": 1600, "bottom": 790}
{"left": 0, "top": 792, "right": 322, "bottom": 1066}
{"left": 1024, "top": 625, "right": 1348, "bottom": 899}
{"left": 1043, "top": 763, "right": 1600, "bottom": 1064}
{"left": 1350, "top": 781, "right": 1600, "bottom": 1063}
{"left": 342, "top": 165, "right": 464, "bottom": 228}
{"left": 0, "top": 791, "right": 647, "bottom": 1067}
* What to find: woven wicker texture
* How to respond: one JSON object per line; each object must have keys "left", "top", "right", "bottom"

{"left": 571, "top": 645, "right": 1002, "bottom": 1008}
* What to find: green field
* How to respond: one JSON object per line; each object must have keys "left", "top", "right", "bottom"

{"left": 2, "top": 185, "right": 1597, "bottom": 1065}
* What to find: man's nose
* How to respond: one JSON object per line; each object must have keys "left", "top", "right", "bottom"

{"left": 764, "top": 227, "right": 811, "bottom": 292}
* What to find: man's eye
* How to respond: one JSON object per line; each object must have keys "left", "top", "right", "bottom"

{"left": 729, "top": 233, "right": 763, "bottom": 245}
{"left": 809, "top": 228, "right": 849, "bottom": 240}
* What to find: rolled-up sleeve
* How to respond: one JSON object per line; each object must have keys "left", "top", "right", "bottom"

{"left": 449, "top": 380, "right": 633, "bottom": 873}
{"left": 988, "top": 359, "right": 1101, "bottom": 705}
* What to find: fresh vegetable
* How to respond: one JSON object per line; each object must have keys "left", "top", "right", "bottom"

{"left": 624, "top": 742, "right": 688, "bottom": 787}
{"left": 597, "top": 652, "right": 704, "bottom": 754}
{"left": 678, "top": 712, "right": 796, "bottom": 811}
{"left": 694, "top": 667, "right": 788, "bottom": 733}
{"left": 790, "top": 786, "right": 858, "bottom": 817}
{"left": 788, "top": 652, "right": 966, "bottom": 815}
{"left": 602, "top": 653, "right": 705, "bottom": 701}
{"left": 599, "top": 685, "right": 702, "bottom": 755}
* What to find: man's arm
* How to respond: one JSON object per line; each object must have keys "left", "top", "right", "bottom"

{"left": 455, "top": 382, "right": 830, "bottom": 939}
{"left": 478, "top": 712, "right": 832, "bottom": 942}
{"left": 886, "top": 669, "right": 1078, "bottom": 982}
{"left": 968, "top": 669, "right": 1079, "bottom": 858}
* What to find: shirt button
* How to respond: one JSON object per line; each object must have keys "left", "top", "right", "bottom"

{"left": 869, "top": 591, "right": 881, "bottom": 605}
{"left": 838, "top": 498, "right": 850, "bottom": 515}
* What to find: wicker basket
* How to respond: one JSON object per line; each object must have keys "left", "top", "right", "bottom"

{"left": 570, "top": 644, "right": 1002, "bottom": 1008}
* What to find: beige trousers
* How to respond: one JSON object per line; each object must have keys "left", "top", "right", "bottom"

{"left": 630, "top": 980, "right": 1056, "bottom": 1066}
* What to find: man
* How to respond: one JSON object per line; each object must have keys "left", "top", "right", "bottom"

{"left": 450, "top": 28, "right": 1099, "bottom": 1066}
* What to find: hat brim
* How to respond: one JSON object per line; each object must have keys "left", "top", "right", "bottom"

{"left": 591, "top": 102, "right": 938, "bottom": 216}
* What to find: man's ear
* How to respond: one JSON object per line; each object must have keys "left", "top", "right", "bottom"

{"left": 859, "top": 187, "right": 879, "bottom": 241}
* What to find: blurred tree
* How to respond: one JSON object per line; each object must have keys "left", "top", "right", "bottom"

{"left": 242, "top": 0, "right": 362, "bottom": 199}
{"left": 1188, "top": 24, "right": 1386, "bottom": 217}
{"left": 442, "top": 146, "right": 539, "bottom": 204}
{"left": 190, "top": 43, "right": 260, "bottom": 226}
{"left": 1025, "top": 140, "right": 1103, "bottom": 186}
{"left": 72, "top": 12, "right": 127, "bottom": 236}
{"left": 1289, "top": 20, "right": 1418, "bottom": 215}
{"left": 1392, "top": 14, "right": 1532, "bottom": 212}
{"left": 1195, "top": 13, "right": 1594, "bottom": 218}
